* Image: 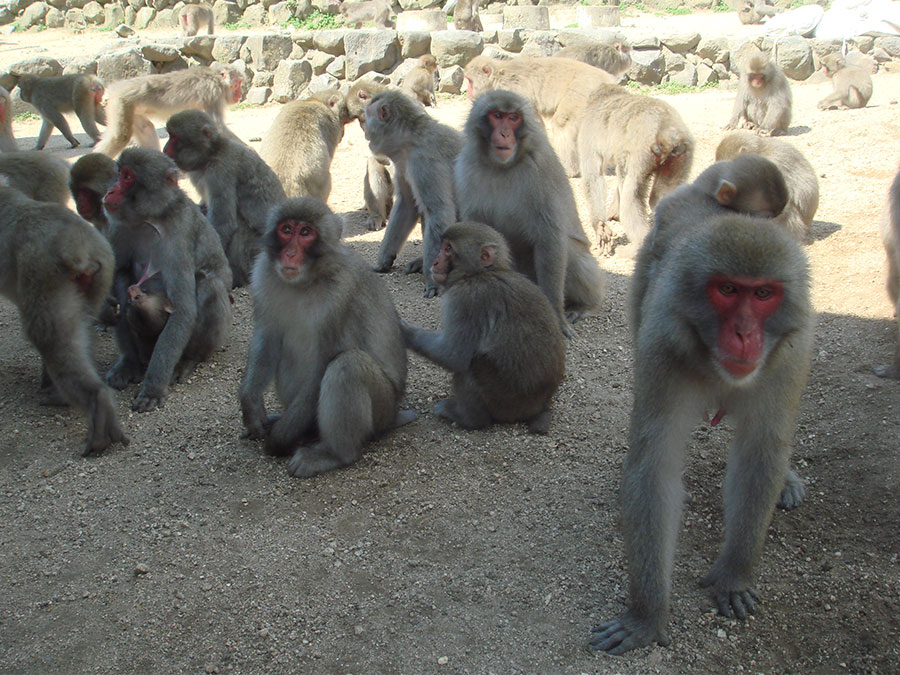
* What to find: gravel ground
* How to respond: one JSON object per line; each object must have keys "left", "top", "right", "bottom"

{"left": 1, "top": 15, "right": 900, "bottom": 675}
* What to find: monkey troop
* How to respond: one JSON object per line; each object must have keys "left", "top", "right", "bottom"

{"left": 11, "top": 46, "right": 886, "bottom": 659}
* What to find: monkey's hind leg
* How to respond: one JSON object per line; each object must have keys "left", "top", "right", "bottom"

{"left": 432, "top": 373, "right": 492, "bottom": 430}
{"left": 287, "top": 350, "right": 398, "bottom": 478}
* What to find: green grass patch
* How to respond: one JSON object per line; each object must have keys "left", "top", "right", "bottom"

{"left": 663, "top": 6, "right": 692, "bottom": 15}
{"left": 713, "top": 0, "right": 731, "bottom": 11}
{"left": 14, "top": 111, "right": 40, "bottom": 121}
{"left": 224, "top": 21, "right": 251, "bottom": 29}
{"left": 282, "top": 9, "right": 342, "bottom": 30}
{"left": 627, "top": 80, "right": 719, "bottom": 94}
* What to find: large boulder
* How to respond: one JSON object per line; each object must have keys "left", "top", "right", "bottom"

{"left": 344, "top": 30, "right": 400, "bottom": 80}
{"left": 97, "top": 48, "right": 153, "bottom": 83}
{"left": 272, "top": 59, "right": 312, "bottom": 102}
{"left": 244, "top": 34, "right": 293, "bottom": 71}
{"left": 430, "top": 30, "right": 483, "bottom": 68}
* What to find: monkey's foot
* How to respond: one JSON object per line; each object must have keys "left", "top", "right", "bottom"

{"left": 106, "top": 359, "right": 144, "bottom": 390}
{"left": 405, "top": 256, "right": 423, "bottom": 274}
{"left": 173, "top": 359, "right": 199, "bottom": 384}
{"left": 366, "top": 217, "right": 386, "bottom": 232}
{"left": 393, "top": 409, "right": 419, "bottom": 428}
{"left": 589, "top": 613, "right": 670, "bottom": 655}
{"left": 39, "top": 384, "right": 68, "bottom": 407}
{"left": 423, "top": 284, "right": 438, "bottom": 299}
{"left": 527, "top": 409, "right": 551, "bottom": 435}
{"left": 699, "top": 568, "right": 759, "bottom": 619}
{"left": 287, "top": 443, "right": 351, "bottom": 478}
{"left": 778, "top": 468, "right": 806, "bottom": 510}
{"left": 69, "top": 140, "right": 81, "bottom": 149}
{"left": 873, "top": 363, "right": 900, "bottom": 379}
{"left": 373, "top": 255, "right": 396, "bottom": 273}
{"left": 83, "top": 392, "right": 129, "bottom": 456}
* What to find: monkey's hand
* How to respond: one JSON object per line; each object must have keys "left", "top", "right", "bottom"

{"left": 132, "top": 385, "right": 164, "bottom": 413}
{"left": 589, "top": 612, "right": 670, "bottom": 655}
{"left": 373, "top": 254, "right": 396, "bottom": 273}
{"left": 404, "top": 256, "right": 423, "bottom": 274}
{"left": 240, "top": 398, "right": 269, "bottom": 440}
{"left": 106, "top": 357, "right": 144, "bottom": 390}
{"left": 399, "top": 319, "right": 418, "bottom": 345}
{"left": 699, "top": 567, "right": 760, "bottom": 620}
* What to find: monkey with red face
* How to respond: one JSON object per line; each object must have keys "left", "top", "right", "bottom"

{"left": 591, "top": 213, "right": 812, "bottom": 654}
{"left": 240, "top": 197, "right": 415, "bottom": 478}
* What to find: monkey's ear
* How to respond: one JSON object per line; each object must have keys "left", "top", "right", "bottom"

{"left": 481, "top": 64, "right": 492, "bottom": 76}
{"left": 715, "top": 179, "right": 737, "bottom": 207}
{"left": 166, "top": 168, "right": 179, "bottom": 188}
{"left": 202, "top": 124, "right": 214, "bottom": 139}
{"left": 326, "top": 93, "right": 342, "bottom": 109}
{"left": 378, "top": 103, "right": 390, "bottom": 122}
{"left": 480, "top": 243, "right": 499, "bottom": 267}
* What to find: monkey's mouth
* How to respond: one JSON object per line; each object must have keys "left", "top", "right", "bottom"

{"left": 279, "top": 264, "right": 301, "bottom": 280}
{"left": 720, "top": 357, "right": 757, "bottom": 378}
{"left": 493, "top": 145, "right": 514, "bottom": 162}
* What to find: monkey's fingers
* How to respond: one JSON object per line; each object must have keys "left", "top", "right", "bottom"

{"left": 423, "top": 285, "right": 439, "bottom": 299}
{"left": 404, "top": 256, "right": 424, "bottom": 275}
{"left": 132, "top": 390, "right": 163, "bottom": 413}
{"left": 589, "top": 615, "right": 668, "bottom": 655}
{"left": 777, "top": 469, "right": 806, "bottom": 510}
{"left": 709, "top": 587, "right": 759, "bottom": 620}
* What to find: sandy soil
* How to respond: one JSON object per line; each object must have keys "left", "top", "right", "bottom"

{"left": 2, "top": 14, "right": 900, "bottom": 675}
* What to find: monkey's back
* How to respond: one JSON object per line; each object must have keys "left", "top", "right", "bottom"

{"left": 454, "top": 270, "right": 565, "bottom": 419}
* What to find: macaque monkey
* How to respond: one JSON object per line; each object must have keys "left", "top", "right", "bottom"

{"left": 577, "top": 84, "right": 694, "bottom": 255}
{"left": 0, "top": 151, "right": 70, "bottom": 205}
{"left": 96, "top": 65, "right": 243, "bottom": 159}
{"left": 817, "top": 53, "right": 873, "bottom": 110}
{"left": 591, "top": 213, "right": 812, "bottom": 654}
{"left": 726, "top": 48, "right": 792, "bottom": 136}
{"left": 180, "top": 3, "right": 214, "bottom": 36}
{"left": 463, "top": 55, "right": 616, "bottom": 176}
{"left": 240, "top": 197, "right": 415, "bottom": 478}
{"left": 124, "top": 273, "right": 172, "bottom": 366}
{"left": 70, "top": 152, "right": 118, "bottom": 235}
{"left": 259, "top": 90, "right": 349, "bottom": 203}
{"left": 401, "top": 55, "right": 438, "bottom": 108}
{"left": 455, "top": 90, "right": 605, "bottom": 337}
{"left": 103, "top": 148, "right": 233, "bottom": 411}
{"left": 716, "top": 131, "right": 819, "bottom": 242}
{"left": 165, "top": 109, "right": 287, "bottom": 287}
{"left": 339, "top": 0, "right": 393, "bottom": 28}
{"left": 16, "top": 73, "right": 107, "bottom": 150}
{"left": 453, "top": 0, "right": 482, "bottom": 32}
{"left": 875, "top": 164, "right": 900, "bottom": 379}
{"left": 738, "top": 0, "right": 776, "bottom": 25}
{"left": 403, "top": 221, "right": 565, "bottom": 433}
{"left": 555, "top": 40, "right": 633, "bottom": 78}
{"left": 0, "top": 86, "right": 17, "bottom": 152}
{"left": 364, "top": 90, "right": 462, "bottom": 298}
{"left": 0, "top": 185, "right": 128, "bottom": 455}
{"left": 345, "top": 80, "right": 394, "bottom": 231}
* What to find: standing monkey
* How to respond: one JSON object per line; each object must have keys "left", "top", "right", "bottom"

{"left": 591, "top": 214, "right": 812, "bottom": 654}
{"left": 165, "top": 109, "right": 287, "bottom": 287}
{"left": 103, "top": 148, "right": 233, "bottom": 411}
{"left": 453, "top": 0, "right": 482, "bottom": 32}
{"left": 180, "top": 3, "right": 214, "bottom": 36}
{"left": 817, "top": 53, "right": 873, "bottom": 110}
{"left": 402, "top": 221, "right": 565, "bottom": 434}
{"left": 401, "top": 55, "right": 438, "bottom": 108}
{"left": 70, "top": 152, "right": 119, "bottom": 235}
{"left": 240, "top": 197, "right": 414, "bottom": 478}
{"left": 339, "top": 0, "right": 393, "bottom": 28}
{"left": 455, "top": 90, "right": 605, "bottom": 337}
{"left": 716, "top": 131, "right": 819, "bottom": 242}
{"left": 463, "top": 56, "right": 616, "bottom": 176}
{"left": 0, "top": 185, "right": 128, "bottom": 455}
{"left": 345, "top": 80, "right": 393, "bottom": 231}
{"left": 738, "top": 0, "right": 776, "bottom": 24}
{"left": 555, "top": 40, "right": 633, "bottom": 79}
{"left": 16, "top": 73, "right": 107, "bottom": 150}
{"left": 0, "top": 86, "right": 17, "bottom": 152}
{"left": 726, "top": 48, "right": 792, "bottom": 136}
{"left": 364, "top": 90, "right": 462, "bottom": 298}
{"left": 96, "top": 65, "right": 243, "bottom": 159}
{"left": 875, "top": 163, "right": 900, "bottom": 379}
{"left": 259, "top": 90, "right": 349, "bottom": 202}
{"left": 0, "top": 151, "right": 70, "bottom": 205}
{"left": 577, "top": 84, "right": 694, "bottom": 255}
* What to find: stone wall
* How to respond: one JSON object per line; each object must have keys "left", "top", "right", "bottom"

{"left": 2, "top": 22, "right": 898, "bottom": 110}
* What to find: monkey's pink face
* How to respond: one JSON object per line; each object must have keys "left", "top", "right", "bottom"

{"left": 103, "top": 165, "right": 135, "bottom": 213}
{"left": 707, "top": 275, "right": 784, "bottom": 379}
{"left": 433, "top": 240, "right": 453, "bottom": 285}
{"left": 162, "top": 133, "right": 178, "bottom": 159}
{"left": 487, "top": 109, "right": 521, "bottom": 164}
{"left": 464, "top": 76, "right": 475, "bottom": 100}
{"left": 748, "top": 74, "right": 766, "bottom": 88}
{"left": 276, "top": 219, "right": 317, "bottom": 281}
{"left": 75, "top": 187, "right": 99, "bottom": 220}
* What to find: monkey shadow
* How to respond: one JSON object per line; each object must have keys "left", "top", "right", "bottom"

{"left": 12, "top": 130, "right": 99, "bottom": 158}
{"left": 809, "top": 219, "right": 841, "bottom": 242}
{"left": 783, "top": 125, "right": 812, "bottom": 136}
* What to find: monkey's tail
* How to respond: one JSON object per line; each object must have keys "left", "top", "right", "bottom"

{"left": 95, "top": 94, "right": 132, "bottom": 157}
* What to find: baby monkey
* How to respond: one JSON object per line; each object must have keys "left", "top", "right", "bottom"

{"left": 402, "top": 221, "right": 566, "bottom": 434}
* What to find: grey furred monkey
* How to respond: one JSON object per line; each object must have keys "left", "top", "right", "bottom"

{"left": 239, "top": 197, "right": 415, "bottom": 478}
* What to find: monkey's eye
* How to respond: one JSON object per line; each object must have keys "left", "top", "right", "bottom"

{"left": 277, "top": 222, "right": 293, "bottom": 240}
{"left": 490, "top": 111, "right": 505, "bottom": 121}
{"left": 754, "top": 287, "right": 774, "bottom": 300}
{"left": 717, "top": 282, "right": 737, "bottom": 295}
{"left": 119, "top": 166, "right": 136, "bottom": 186}
{"left": 508, "top": 113, "right": 520, "bottom": 124}
{"left": 299, "top": 226, "right": 312, "bottom": 237}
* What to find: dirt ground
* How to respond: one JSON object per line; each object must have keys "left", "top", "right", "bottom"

{"left": 2, "top": 15, "right": 900, "bottom": 675}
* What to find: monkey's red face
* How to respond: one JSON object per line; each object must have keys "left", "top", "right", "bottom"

{"left": 103, "top": 165, "right": 136, "bottom": 213}
{"left": 464, "top": 76, "right": 474, "bottom": 100}
{"left": 487, "top": 109, "right": 521, "bottom": 164}
{"left": 162, "top": 133, "right": 178, "bottom": 158}
{"left": 75, "top": 187, "right": 99, "bottom": 219}
{"left": 433, "top": 240, "right": 453, "bottom": 285}
{"left": 707, "top": 276, "right": 784, "bottom": 379}
{"left": 230, "top": 77, "right": 243, "bottom": 103}
{"left": 276, "top": 219, "right": 317, "bottom": 280}
{"left": 748, "top": 73, "right": 766, "bottom": 88}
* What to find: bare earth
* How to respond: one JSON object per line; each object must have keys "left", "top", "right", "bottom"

{"left": 1, "top": 16, "right": 900, "bottom": 674}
